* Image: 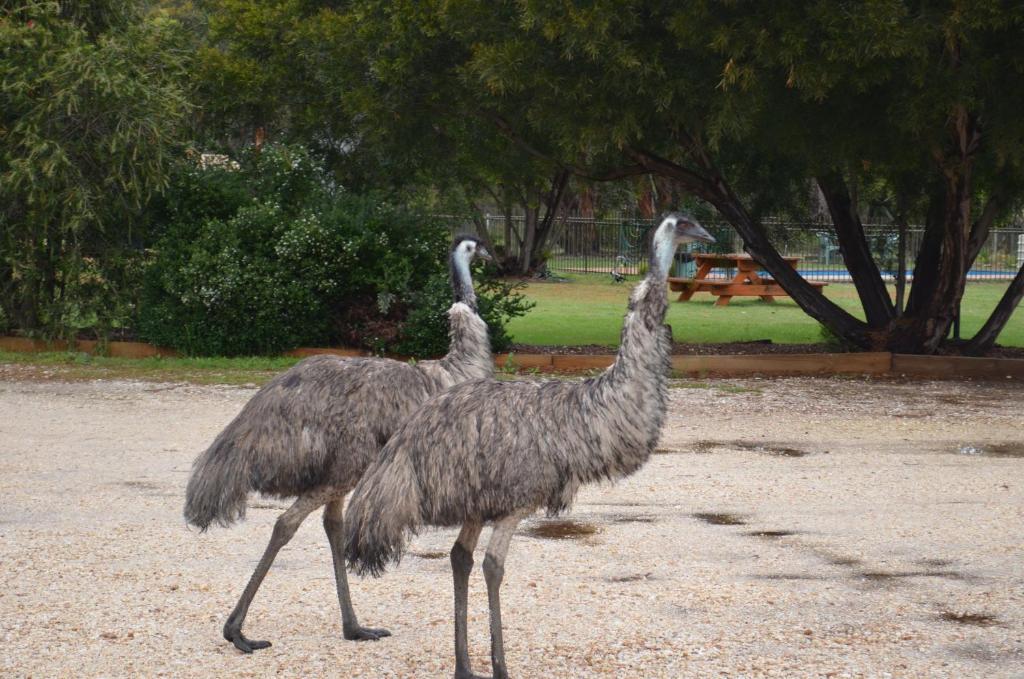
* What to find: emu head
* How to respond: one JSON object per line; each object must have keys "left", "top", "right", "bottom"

{"left": 651, "top": 213, "right": 714, "bottom": 275}
{"left": 449, "top": 235, "right": 492, "bottom": 309}
{"left": 664, "top": 212, "right": 714, "bottom": 246}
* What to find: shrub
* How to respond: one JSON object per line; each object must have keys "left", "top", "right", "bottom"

{"left": 393, "top": 273, "right": 534, "bottom": 357}
{"left": 139, "top": 144, "right": 531, "bottom": 356}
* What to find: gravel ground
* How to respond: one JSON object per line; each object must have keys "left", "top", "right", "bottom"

{"left": 1, "top": 374, "right": 1022, "bottom": 678}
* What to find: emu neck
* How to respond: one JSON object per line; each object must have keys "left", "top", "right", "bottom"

{"left": 437, "top": 302, "right": 492, "bottom": 383}
{"left": 608, "top": 228, "right": 676, "bottom": 382}
{"left": 450, "top": 251, "right": 476, "bottom": 310}
{"left": 605, "top": 273, "right": 671, "bottom": 387}
{"left": 565, "top": 245, "right": 674, "bottom": 486}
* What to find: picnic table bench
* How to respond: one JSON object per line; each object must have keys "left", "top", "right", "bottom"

{"left": 668, "top": 253, "right": 827, "bottom": 306}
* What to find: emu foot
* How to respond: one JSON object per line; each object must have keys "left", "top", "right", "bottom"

{"left": 343, "top": 625, "right": 391, "bottom": 641}
{"left": 224, "top": 628, "right": 272, "bottom": 653}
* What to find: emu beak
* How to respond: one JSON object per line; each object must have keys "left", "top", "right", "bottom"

{"left": 679, "top": 220, "right": 715, "bottom": 244}
{"left": 478, "top": 247, "right": 494, "bottom": 262}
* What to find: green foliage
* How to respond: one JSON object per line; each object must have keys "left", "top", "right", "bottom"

{"left": 320, "top": 0, "right": 1024, "bottom": 352}
{"left": 139, "top": 144, "right": 530, "bottom": 356}
{"left": 0, "top": 0, "right": 192, "bottom": 339}
{"left": 394, "top": 273, "right": 534, "bottom": 357}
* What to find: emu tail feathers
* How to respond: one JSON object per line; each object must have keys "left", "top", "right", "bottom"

{"left": 344, "top": 451, "right": 422, "bottom": 578}
{"left": 183, "top": 433, "right": 252, "bottom": 531}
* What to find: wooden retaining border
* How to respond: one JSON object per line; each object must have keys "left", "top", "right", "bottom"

{"left": 1, "top": 336, "right": 1022, "bottom": 380}
{"left": 0, "top": 336, "right": 177, "bottom": 359}
{"left": 891, "top": 354, "right": 1024, "bottom": 381}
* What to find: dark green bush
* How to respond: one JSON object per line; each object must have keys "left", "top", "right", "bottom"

{"left": 393, "top": 273, "right": 534, "bottom": 357}
{"left": 139, "top": 144, "right": 530, "bottom": 356}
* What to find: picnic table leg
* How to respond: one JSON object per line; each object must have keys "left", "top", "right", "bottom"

{"left": 714, "top": 295, "right": 733, "bottom": 307}
{"left": 739, "top": 262, "right": 777, "bottom": 303}
{"left": 677, "top": 286, "right": 697, "bottom": 302}
{"left": 678, "top": 261, "right": 715, "bottom": 301}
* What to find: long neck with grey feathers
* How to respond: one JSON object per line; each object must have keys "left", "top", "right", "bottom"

{"left": 450, "top": 247, "right": 477, "bottom": 310}
{"left": 433, "top": 249, "right": 492, "bottom": 383}
{"left": 566, "top": 227, "right": 676, "bottom": 484}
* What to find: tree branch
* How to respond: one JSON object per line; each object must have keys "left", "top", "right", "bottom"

{"left": 816, "top": 171, "right": 896, "bottom": 325}
{"left": 480, "top": 109, "right": 649, "bottom": 181}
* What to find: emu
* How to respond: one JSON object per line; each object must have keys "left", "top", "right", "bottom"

{"left": 345, "top": 214, "right": 714, "bottom": 678}
{"left": 183, "top": 235, "right": 493, "bottom": 653}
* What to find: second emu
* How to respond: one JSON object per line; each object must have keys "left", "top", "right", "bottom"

{"left": 183, "top": 236, "right": 492, "bottom": 653}
{"left": 345, "top": 213, "right": 714, "bottom": 679}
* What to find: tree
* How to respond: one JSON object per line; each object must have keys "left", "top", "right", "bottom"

{"left": 320, "top": 0, "right": 1024, "bottom": 353}
{"left": 0, "top": 0, "right": 192, "bottom": 338}
{"left": 192, "top": 0, "right": 576, "bottom": 273}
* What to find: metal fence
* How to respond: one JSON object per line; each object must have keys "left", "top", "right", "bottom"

{"left": 452, "top": 214, "right": 1024, "bottom": 282}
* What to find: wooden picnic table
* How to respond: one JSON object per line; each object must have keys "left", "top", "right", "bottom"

{"left": 668, "top": 253, "right": 826, "bottom": 306}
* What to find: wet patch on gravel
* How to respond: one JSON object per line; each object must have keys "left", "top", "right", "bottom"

{"left": 523, "top": 519, "right": 600, "bottom": 540}
{"left": 249, "top": 502, "right": 288, "bottom": 510}
{"left": 956, "top": 442, "right": 1024, "bottom": 458}
{"left": 606, "top": 514, "right": 658, "bottom": 524}
{"left": 410, "top": 551, "right": 448, "bottom": 560}
{"left": 940, "top": 611, "right": 1000, "bottom": 627}
{"left": 731, "top": 441, "right": 813, "bottom": 457}
{"left": 917, "top": 558, "right": 955, "bottom": 568}
{"left": 606, "top": 572, "right": 654, "bottom": 583}
{"left": 119, "top": 480, "right": 161, "bottom": 491}
{"left": 856, "top": 570, "right": 966, "bottom": 585}
{"left": 692, "top": 512, "right": 747, "bottom": 526}
{"left": 826, "top": 555, "right": 864, "bottom": 567}
{"left": 678, "top": 440, "right": 815, "bottom": 457}
{"left": 746, "top": 530, "right": 798, "bottom": 539}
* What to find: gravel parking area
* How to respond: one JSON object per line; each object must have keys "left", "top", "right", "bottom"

{"left": 1, "top": 373, "right": 1022, "bottom": 678}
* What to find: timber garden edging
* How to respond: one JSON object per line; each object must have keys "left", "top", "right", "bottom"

{"left": 1, "top": 337, "right": 1022, "bottom": 380}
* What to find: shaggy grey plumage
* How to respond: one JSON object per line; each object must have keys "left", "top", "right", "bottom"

{"left": 183, "top": 235, "right": 493, "bottom": 653}
{"left": 344, "top": 214, "right": 714, "bottom": 679}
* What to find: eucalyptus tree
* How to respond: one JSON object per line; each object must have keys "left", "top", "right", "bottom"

{"left": 193, "top": 0, "right": 575, "bottom": 273}
{"left": 0, "top": 0, "right": 191, "bottom": 336}
{"left": 322, "top": 0, "right": 1024, "bottom": 353}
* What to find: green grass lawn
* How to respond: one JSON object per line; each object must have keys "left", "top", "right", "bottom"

{"left": 0, "top": 276, "right": 1018, "bottom": 384}
{"left": 507, "top": 274, "right": 1024, "bottom": 347}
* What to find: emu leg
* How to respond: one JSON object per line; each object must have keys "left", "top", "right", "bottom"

{"left": 222, "top": 492, "right": 324, "bottom": 653}
{"left": 482, "top": 514, "right": 524, "bottom": 679}
{"left": 451, "top": 521, "right": 483, "bottom": 679}
{"left": 323, "top": 498, "right": 391, "bottom": 641}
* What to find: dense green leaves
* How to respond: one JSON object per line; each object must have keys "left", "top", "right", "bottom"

{"left": 139, "top": 144, "right": 530, "bottom": 356}
{"left": 307, "top": 0, "right": 1024, "bottom": 351}
{"left": 0, "top": 1, "right": 192, "bottom": 337}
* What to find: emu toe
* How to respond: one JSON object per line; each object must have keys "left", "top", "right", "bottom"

{"left": 344, "top": 625, "right": 391, "bottom": 641}
{"left": 225, "top": 629, "right": 272, "bottom": 653}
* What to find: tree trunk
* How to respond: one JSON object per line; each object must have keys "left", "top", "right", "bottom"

{"left": 626, "top": 146, "right": 874, "bottom": 347}
{"left": 519, "top": 186, "right": 539, "bottom": 275}
{"left": 528, "top": 169, "right": 570, "bottom": 268}
{"left": 963, "top": 264, "right": 1024, "bottom": 355}
{"left": 894, "top": 202, "right": 908, "bottom": 317}
{"left": 461, "top": 190, "right": 499, "bottom": 259}
{"left": 816, "top": 172, "right": 895, "bottom": 326}
{"left": 894, "top": 108, "right": 979, "bottom": 353}
{"left": 502, "top": 189, "right": 518, "bottom": 271}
